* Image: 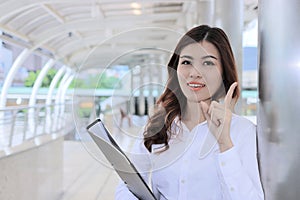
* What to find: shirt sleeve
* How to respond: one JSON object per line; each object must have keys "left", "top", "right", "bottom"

{"left": 115, "top": 133, "right": 153, "bottom": 200}
{"left": 218, "top": 123, "right": 264, "bottom": 200}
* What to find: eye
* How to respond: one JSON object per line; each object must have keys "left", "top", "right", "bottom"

{"left": 181, "top": 60, "right": 192, "bottom": 65}
{"left": 203, "top": 60, "right": 215, "bottom": 66}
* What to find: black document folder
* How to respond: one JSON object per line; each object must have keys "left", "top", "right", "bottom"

{"left": 86, "top": 118, "right": 156, "bottom": 200}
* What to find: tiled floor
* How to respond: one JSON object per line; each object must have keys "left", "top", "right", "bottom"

{"left": 61, "top": 115, "right": 148, "bottom": 200}
{"left": 61, "top": 140, "right": 119, "bottom": 200}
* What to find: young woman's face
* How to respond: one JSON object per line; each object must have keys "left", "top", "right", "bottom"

{"left": 177, "top": 41, "right": 223, "bottom": 103}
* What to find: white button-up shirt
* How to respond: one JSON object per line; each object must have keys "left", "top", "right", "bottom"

{"left": 115, "top": 114, "right": 264, "bottom": 200}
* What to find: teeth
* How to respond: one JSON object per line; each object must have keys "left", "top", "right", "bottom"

{"left": 188, "top": 83, "right": 205, "bottom": 88}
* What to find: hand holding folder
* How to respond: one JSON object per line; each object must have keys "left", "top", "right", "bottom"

{"left": 86, "top": 119, "right": 156, "bottom": 200}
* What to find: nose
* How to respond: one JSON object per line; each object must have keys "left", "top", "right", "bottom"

{"left": 189, "top": 67, "right": 202, "bottom": 78}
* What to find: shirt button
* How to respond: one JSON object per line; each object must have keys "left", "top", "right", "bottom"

{"left": 230, "top": 187, "right": 234, "bottom": 192}
{"left": 221, "top": 161, "right": 226, "bottom": 166}
{"left": 181, "top": 180, "right": 185, "bottom": 184}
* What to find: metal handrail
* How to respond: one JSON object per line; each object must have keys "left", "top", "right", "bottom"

{"left": 0, "top": 103, "right": 51, "bottom": 112}
{"left": 0, "top": 102, "right": 74, "bottom": 149}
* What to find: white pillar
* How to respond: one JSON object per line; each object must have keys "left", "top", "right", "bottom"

{"left": 186, "top": 12, "right": 195, "bottom": 30}
{"left": 130, "top": 66, "right": 135, "bottom": 115}
{"left": 55, "top": 69, "right": 71, "bottom": 103}
{"left": 0, "top": 49, "right": 31, "bottom": 108}
{"left": 27, "top": 59, "right": 55, "bottom": 131}
{"left": 214, "top": 0, "right": 243, "bottom": 74}
{"left": 60, "top": 74, "right": 74, "bottom": 114}
{"left": 197, "top": 0, "right": 215, "bottom": 26}
{"left": 159, "top": 54, "right": 168, "bottom": 89}
{"left": 53, "top": 68, "right": 71, "bottom": 130}
{"left": 29, "top": 59, "right": 55, "bottom": 106}
{"left": 45, "top": 66, "right": 66, "bottom": 132}
{"left": 214, "top": 0, "right": 243, "bottom": 113}
{"left": 147, "top": 62, "right": 154, "bottom": 116}
{"left": 55, "top": 68, "right": 72, "bottom": 114}
{"left": 57, "top": 74, "right": 74, "bottom": 128}
{"left": 46, "top": 66, "right": 66, "bottom": 105}
{"left": 138, "top": 67, "right": 145, "bottom": 116}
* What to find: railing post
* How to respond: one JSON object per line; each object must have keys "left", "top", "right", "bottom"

{"left": 23, "top": 109, "right": 28, "bottom": 141}
{"left": 0, "top": 101, "right": 72, "bottom": 148}
{"left": 34, "top": 106, "right": 41, "bottom": 137}
{"left": 8, "top": 110, "right": 17, "bottom": 147}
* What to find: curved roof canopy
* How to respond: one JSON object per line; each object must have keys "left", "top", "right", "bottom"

{"left": 0, "top": 0, "right": 258, "bottom": 70}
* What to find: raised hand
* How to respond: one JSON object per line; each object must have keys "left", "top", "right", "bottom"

{"left": 200, "top": 82, "right": 238, "bottom": 152}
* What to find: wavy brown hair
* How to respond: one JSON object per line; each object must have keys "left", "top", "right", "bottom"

{"left": 144, "top": 25, "right": 240, "bottom": 152}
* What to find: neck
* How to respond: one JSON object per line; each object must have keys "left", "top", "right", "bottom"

{"left": 181, "top": 99, "right": 211, "bottom": 129}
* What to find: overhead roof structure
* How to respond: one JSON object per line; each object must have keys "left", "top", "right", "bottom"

{"left": 0, "top": 0, "right": 258, "bottom": 70}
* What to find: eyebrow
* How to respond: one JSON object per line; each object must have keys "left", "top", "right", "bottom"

{"left": 180, "top": 55, "right": 194, "bottom": 60}
{"left": 201, "top": 55, "right": 218, "bottom": 60}
{"left": 180, "top": 55, "right": 218, "bottom": 60}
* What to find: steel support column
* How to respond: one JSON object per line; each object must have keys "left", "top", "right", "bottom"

{"left": 46, "top": 66, "right": 66, "bottom": 105}
{"left": 0, "top": 49, "right": 30, "bottom": 108}
{"left": 214, "top": 0, "right": 243, "bottom": 113}
{"left": 258, "top": 0, "right": 300, "bottom": 199}
{"left": 197, "top": 0, "right": 215, "bottom": 26}
{"left": 29, "top": 59, "right": 55, "bottom": 106}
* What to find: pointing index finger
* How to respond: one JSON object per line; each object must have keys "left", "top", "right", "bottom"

{"left": 224, "top": 82, "right": 238, "bottom": 108}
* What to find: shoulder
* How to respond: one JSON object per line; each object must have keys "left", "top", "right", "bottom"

{"left": 230, "top": 114, "right": 256, "bottom": 142}
{"left": 231, "top": 114, "right": 256, "bottom": 129}
{"left": 129, "top": 126, "right": 150, "bottom": 155}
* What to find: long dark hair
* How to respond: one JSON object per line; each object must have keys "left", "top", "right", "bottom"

{"left": 144, "top": 25, "right": 240, "bottom": 152}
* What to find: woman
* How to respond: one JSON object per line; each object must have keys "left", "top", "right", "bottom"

{"left": 115, "top": 25, "right": 264, "bottom": 200}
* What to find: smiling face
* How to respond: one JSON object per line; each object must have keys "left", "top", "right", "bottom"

{"left": 177, "top": 41, "right": 223, "bottom": 103}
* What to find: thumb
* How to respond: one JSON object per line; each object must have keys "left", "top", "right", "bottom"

{"left": 200, "top": 101, "right": 210, "bottom": 120}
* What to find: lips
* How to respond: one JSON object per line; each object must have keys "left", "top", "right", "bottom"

{"left": 187, "top": 81, "right": 206, "bottom": 91}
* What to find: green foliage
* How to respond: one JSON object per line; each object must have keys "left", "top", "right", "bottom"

{"left": 98, "top": 73, "right": 121, "bottom": 89}
{"left": 24, "top": 68, "right": 122, "bottom": 89}
{"left": 69, "top": 78, "right": 85, "bottom": 88}
{"left": 69, "top": 72, "right": 122, "bottom": 89}
{"left": 76, "top": 107, "right": 91, "bottom": 118}
{"left": 24, "top": 71, "right": 38, "bottom": 87}
{"left": 24, "top": 69, "right": 58, "bottom": 88}
{"left": 42, "top": 69, "right": 56, "bottom": 87}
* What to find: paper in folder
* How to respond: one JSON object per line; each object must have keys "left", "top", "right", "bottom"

{"left": 86, "top": 118, "right": 156, "bottom": 200}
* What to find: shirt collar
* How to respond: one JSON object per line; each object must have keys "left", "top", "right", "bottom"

{"left": 174, "top": 116, "right": 208, "bottom": 132}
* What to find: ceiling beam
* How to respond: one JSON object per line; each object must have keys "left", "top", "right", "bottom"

{"left": 91, "top": 3, "right": 104, "bottom": 19}
{"left": 33, "top": 12, "right": 183, "bottom": 42}
{"left": 0, "top": 34, "right": 30, "bottom": 48}
{"left": 40, "top": 4, "right": 65, "bottom": 24}
{"left": 0, "top": 0, "right": 190, "bottom": 21}
{"left": 0, "top": 24, "right": 30, "bottom": 42}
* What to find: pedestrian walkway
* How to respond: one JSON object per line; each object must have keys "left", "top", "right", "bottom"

{"left": 61, "top": 115, "right": 148, "bottom": 200}
{"left": 61, "top": 140, "right": 119, "bottom": 200}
